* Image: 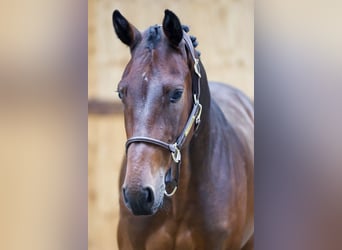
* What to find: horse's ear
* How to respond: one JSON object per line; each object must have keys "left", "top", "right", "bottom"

{"left": 162, "top": 9, "right": 183, "bottom": 47}
{"left": 112, "top": 10, "right": 141, "bottom": 48}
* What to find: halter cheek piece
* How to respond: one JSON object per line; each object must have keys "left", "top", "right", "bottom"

{"left": 125, "top": 31, "right": 202, "bottom": 197}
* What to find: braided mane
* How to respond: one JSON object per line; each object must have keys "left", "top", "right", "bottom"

{"left": 182, "top": 25, "right": 201, "bottom": 56}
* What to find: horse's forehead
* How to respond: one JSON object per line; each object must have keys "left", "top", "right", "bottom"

{"left": 128, "top": 51, "right": 187, "bottom": 84}
{"left": 123, "top": 29, "right": 189, "bottom": 88}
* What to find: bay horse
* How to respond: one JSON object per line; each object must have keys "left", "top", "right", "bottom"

{"left": 112, "top": 9, "right": 254, "bottom": 250}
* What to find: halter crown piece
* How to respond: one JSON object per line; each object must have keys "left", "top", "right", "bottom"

{"left": 125, "top": 30, "right": 202, "bottom": 197}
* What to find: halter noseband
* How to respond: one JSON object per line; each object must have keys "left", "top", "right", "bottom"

{"left": 125, "top": 31, "right": 202, "bottom": 197}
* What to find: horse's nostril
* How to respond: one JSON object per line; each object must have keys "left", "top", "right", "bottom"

{"left": 143, "top": 187, "right": 154, "bottom": 205}
{"left": 122, "top": 187, "right": 129, "bottom": 204}
{"left": 122, "top": 186, "right": 156, "bottom": 215}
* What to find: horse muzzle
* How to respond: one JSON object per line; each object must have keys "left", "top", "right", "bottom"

{"left": 122, "top": 186, "right": 156, "bottom": 215}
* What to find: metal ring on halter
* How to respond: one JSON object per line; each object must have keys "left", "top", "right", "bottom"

{"left": 164, "top": 185, "right": 178, "bottom": 197}
{"left": 194, "top": 58, "right": 201, "bottom": 78}
{"left": 193, "top": 94, "right": 202, "bottom": 126}
{"left": 171, "top": 143, "right": 181, "bottom": 163}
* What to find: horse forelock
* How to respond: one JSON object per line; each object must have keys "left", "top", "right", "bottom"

{"left": 126, "top": 24, "right": 198, "bottom": 88}
{"left": 143, "top": 24, "right": 198, "bottom": 51}
{"left": 146, "top": 25, "right": 162, "bottom": 50}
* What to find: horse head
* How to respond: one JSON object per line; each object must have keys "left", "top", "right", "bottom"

{"left": 113, "top": 10, "right": 201, "bottom": 215}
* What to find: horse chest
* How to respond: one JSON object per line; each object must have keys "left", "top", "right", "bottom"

{"left": 145, "top": 223, "right": 194, "bottom": 250}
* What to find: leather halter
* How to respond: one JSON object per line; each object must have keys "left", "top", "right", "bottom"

{"left": 125, "top": 31, "right": 202, "bottom": 197}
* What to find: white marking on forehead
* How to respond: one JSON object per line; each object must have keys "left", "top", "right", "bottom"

{"left": 137, "top": 81, "right": 163, "bottom": 135}
{"left": 142, "top": 72, "right": 148, "bottom": 82}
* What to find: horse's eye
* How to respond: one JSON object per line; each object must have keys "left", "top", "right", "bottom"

{"left": 169, "top": 89, "right": 183, "bottom": 103}
{"left": 117, "top": 89, "right": 124, "bottom": 100}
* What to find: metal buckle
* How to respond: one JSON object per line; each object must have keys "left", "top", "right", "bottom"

{"left": 196, "top": 103, "right": 202, "bottom": 125}
{"left": 164, "top": 185, "right": 178, "bottom": 197}
{"left": 194, "top": 94, "right": 202, "bottom": 125}
{"left": 171, "top": 143, "right": 181, "bottom": 163}
{"left": 194, "top": 59, "right": 201, "bottom": 78}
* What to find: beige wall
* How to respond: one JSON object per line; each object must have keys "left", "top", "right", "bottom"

{"left": 89, "top": 1, "right": 253, "bottom": 249}
{"left": 89, "top": 114, "right": 125, "bottom": 250}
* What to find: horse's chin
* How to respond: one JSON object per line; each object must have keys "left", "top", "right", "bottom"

{"left": 131, "top": 207, "right": 157, "bottom": 216}
{"left": 128, "top": 200, "right": 160, "bottom": 216}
